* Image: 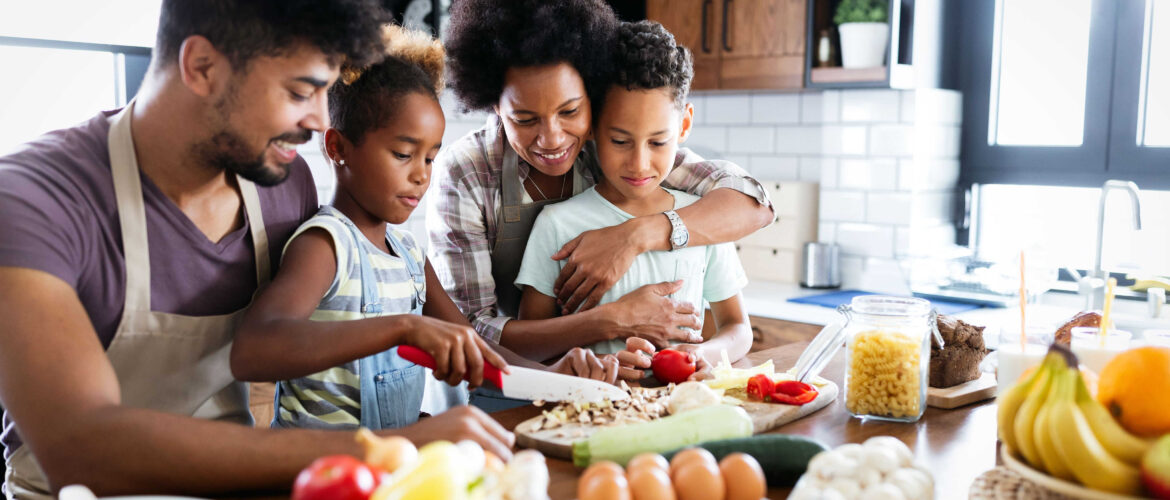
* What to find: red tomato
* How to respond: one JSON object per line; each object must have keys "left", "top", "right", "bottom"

{"left": 292, "top": 455, "right": 381, "bottom": 500}
{"left": 651, "top": 349, "right": 696, "bottom": 384}
{"left": 771, "top": 380, "right": 818, "bottom": 405}
{"left": 745, "top": 374, "right": 776, "bottom": 401}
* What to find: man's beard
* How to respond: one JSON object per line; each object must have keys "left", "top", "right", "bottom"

{"left": 195, "top": 80, "right": 310, "bottom": 187}
{"left": 195, "top": 127, "right": 311, "bottom": 187}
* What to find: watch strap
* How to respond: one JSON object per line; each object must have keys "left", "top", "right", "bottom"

{"left": 663, "top": 210, "right": 687, "bottom": 251}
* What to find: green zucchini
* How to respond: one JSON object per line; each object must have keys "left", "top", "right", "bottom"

{"left": 662, "top": 434, "right": 829, "bottom": 486}
{"left": 571, "top": 405, "right": 753, "bottom": 467}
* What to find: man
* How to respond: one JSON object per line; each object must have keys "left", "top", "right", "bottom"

{"left": 0, "top": 1, "right": 534, "bottom": 498}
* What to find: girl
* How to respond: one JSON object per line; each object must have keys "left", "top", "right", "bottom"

{"left": 230, "top": 27, "right": 617, "bottom": 454}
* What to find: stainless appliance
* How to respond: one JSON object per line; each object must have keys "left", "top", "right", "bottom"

{"left": 801, "top": 242, "right": 841, "bottom": 289}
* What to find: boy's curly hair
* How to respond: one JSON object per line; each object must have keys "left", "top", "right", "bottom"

{"left": 328, "top": 25, "right": 445, "bottom": 146}
{"left": 155, "top": 0, "right": 389, "bottom": 70}
{"left": 444, "top": 0, "right": 619, "bottom": 112}
{"left": 611, "top": 20, "right": 694, "bottom": 109}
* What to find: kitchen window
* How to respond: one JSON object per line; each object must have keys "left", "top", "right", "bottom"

{"left": 958, "top": 0, "right": 1170, "bottom": 278}
{"left": 0, "top": 1, "right": 157, "bottom": 155}
{"left": 960, "top": 0, "right": 1170, "bottom": 189}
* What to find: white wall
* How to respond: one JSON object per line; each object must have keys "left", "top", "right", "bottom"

{"left": 684, "top": 88, "right": 963, "bottom": 290}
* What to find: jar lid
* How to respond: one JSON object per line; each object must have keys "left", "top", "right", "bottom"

{"left": 849, "top": 295, "right": 932, "bottom": 317}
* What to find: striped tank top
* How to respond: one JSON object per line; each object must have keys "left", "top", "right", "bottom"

{"left": 274, "top": 207, "right": 426, "bottom": 429}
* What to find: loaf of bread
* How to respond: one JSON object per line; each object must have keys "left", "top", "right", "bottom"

{"left": 1053, "top": 311, "right": 1101, "bottom": 345}
{"left": 929, "top": 315, "right": 991, "bottom": 388}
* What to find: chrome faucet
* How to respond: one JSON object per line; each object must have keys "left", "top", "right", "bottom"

{"left": 1067, "top": 180, "right": 1142, "bottom": 310}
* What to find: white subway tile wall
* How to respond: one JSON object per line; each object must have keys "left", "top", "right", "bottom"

{"left": 748, "top": 155, "right": 800, "bottom": 180}
{"left": 773, "top": 125, "right": 824, "bottom": 155}
{"left": 685, "top": 88, "right": 963, "bottom": 284}
{"left": 705, "top": 94, "right": 753, "bottom": 124}
{"left": 840, "top": 90, "right": 901, "bottom": 123}
{"left": 728, "top": 126, "right": 776, "bottom": 153}
{"left": 750, "top": 94, "right": 801, "bottom": 124}
{"left": 838, "top": 158, "right": 897, "bottom": 191}
{"left": 819, "top": 191, "right": 866, "bottom": 222}
{"left": 800, "top": 90, "right": 840, "bottom": 124}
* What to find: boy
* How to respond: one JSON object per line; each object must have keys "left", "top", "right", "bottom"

{"left": 515, "top": 21, "right": 752, "bottom": 379}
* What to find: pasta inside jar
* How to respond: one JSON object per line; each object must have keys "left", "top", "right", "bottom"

{"left": 846, "top": 329, "right": 924, "bottom": 419}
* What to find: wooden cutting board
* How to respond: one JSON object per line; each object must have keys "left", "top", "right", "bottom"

{"left": 514, "top": 381, "right": 838, "bottom": 460}
{"left": 926, "top": 372, "right": 997, "bottom": 409}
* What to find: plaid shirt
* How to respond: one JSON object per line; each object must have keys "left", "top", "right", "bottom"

{"left": 426, "top": 116, "right": 773, "bottom": 343}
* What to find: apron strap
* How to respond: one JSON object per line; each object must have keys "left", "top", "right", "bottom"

{"left": 500, "top": 146, "right": 522, "bottom": 223}
{"left": 107, "top": 102, "right": 153, "bottom": 312}
{"left": 237, "top": 176, "right": 270, "bottom": 287}
{"left": 107, "top": 101, "right": 273, "bottom": 311}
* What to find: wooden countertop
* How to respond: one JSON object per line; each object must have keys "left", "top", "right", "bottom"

{"left": 490, "top": 341, "right": 998, "bottom": 499}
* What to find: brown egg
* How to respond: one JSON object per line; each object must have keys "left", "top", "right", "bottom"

{"left": 718, "top": 453, "right": 766, "bottom": 500}
{"left": 581, "top": 460, "right": 625, "bottom": 485}
{"left": 669, "top": 448, "right": 716, "bottom": 479}
{"left": 627, "top": 466, "right": 677, "bottom": 500}
{"left": 628, "top": 453, "right": 670, "bottom": 474}
{"left": 672, "top": 459, "right": 725, "bottom": 500}
{"left": 579, "top": 469, "right": 632, "bottom": 500}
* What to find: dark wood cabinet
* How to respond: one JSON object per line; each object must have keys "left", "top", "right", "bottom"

{"left": 648, "top": 0, "right": 806, "bottom": 90}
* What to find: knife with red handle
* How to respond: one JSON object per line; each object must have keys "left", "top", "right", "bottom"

{"left": 397, "top": 345, "right": 629, "bottom": 403}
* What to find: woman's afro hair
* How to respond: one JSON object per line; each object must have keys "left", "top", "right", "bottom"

{"left": 444, "top": 0, "right": 619, "bottom": 111}
{"left": 328, "top": 25, "right": 445, "bottom": 146}
{"left": 610, "top": 20, "right": 693, "bottom": 108}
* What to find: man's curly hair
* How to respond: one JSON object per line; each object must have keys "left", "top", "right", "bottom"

{"left": 611, "top": 20, "right": 694, "bottom": 109}
{"left": 444, "top": 0, "right": 619, "bottom": 112}
{"left": 329, "top": 25, "right": 446, "bottom": 146}
{"left": 155, "top": 0, "right": 389, "bottom": 71}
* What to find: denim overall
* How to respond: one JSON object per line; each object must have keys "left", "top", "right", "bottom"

{"left": 272, "top": 208, "right": 432, "bottom": 429}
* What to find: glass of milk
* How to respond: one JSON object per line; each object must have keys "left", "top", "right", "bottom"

{"left": 1143, "top": 329, "right": 1170, "bottom": 348}
{"left": 1071, "top": 327, "right": 1132, "bottom": 374}
{"left": 996, "top": 327, "right": 1052, "bottom": 395}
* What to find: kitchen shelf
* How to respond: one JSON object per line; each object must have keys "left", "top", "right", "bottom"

{"left": 804, "top": 0, "right": 956, "bottom": 90}
{"left": 808, "top": 64, "right": 916, "bottom": 88}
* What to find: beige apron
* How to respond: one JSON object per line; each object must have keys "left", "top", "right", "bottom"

{"left": 4, "top": 103, "right": 270, "bottom": 500}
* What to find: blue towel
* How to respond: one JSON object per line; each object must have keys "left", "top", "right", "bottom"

{"left": 788, "top": 290, "right": 983, "bottom": 315}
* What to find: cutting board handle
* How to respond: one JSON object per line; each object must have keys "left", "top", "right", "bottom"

{"left": 397, "top": 345, "right": 505, "bottom": 388}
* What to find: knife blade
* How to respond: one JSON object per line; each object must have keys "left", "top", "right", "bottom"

{"left": 396, "top": 346, "right": 629, "bottom": 403}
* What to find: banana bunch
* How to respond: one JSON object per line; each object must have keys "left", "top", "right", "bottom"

{"left": 998, "top": 346, "right": 1153, "bottom": 496}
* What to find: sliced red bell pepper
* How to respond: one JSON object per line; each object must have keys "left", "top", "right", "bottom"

{"left": 771, "top": 380, "right": 818, "bottom": 405}
{"left": 745, "top": 374, "right": 776, "bottom": 401}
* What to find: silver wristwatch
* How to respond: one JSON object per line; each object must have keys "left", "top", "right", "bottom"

{"left": 663, "top": 210, "right": 689, "bottom": 251}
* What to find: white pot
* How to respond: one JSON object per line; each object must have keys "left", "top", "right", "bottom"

{"left": 838, "top": 22, "right": 889, "bottom": 68}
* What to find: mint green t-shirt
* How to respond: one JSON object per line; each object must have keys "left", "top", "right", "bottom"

{"left": 515, "top": 187, "right": 748, "bottom": 354}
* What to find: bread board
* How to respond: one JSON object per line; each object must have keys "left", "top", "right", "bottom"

{"left": 514, "top": 380, "right": 838, "bottom": 460}
{"left": 926, "top": 372, "right": 997, "bottom": 409}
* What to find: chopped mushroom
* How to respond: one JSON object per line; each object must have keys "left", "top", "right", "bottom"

{"left": 531, "top": 384, "right": 673, "bottom": 430}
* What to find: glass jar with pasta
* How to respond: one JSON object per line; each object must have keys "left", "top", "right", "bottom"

{"left": 839, "top": 296, "right": 937, "bottom": 422}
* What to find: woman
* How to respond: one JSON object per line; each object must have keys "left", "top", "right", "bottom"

{"left": 428, "top": 0, "right": 774, "bottom": 366}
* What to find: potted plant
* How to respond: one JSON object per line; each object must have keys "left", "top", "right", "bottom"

{"left": 834, "top": 0, "right": 889, "bottom": 68}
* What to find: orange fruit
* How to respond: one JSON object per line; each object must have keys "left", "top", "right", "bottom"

{"left": 1097, "top": 346, "right": 1170, "bottom": 437}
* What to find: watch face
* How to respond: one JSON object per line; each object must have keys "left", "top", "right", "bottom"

{"left": 672, "top": 232, "right": 688, "bottom": 247}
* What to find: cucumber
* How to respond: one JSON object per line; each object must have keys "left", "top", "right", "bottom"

{"left": 662, "top": 434, "right": 829, "bottom": 486}
{"left": 571, "top": 405, "right": 753, "bottom": 467}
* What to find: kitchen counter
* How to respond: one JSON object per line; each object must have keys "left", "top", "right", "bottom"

{"left": 741, "top": 280, "right": 1170, "bottom": 343}
{"left": 491, "top": 340, "right": 997, "bottom": 499}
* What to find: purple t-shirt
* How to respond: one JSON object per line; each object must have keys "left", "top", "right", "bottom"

{"left": 0, "top": 109, "right": 318, "bottom": 456}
